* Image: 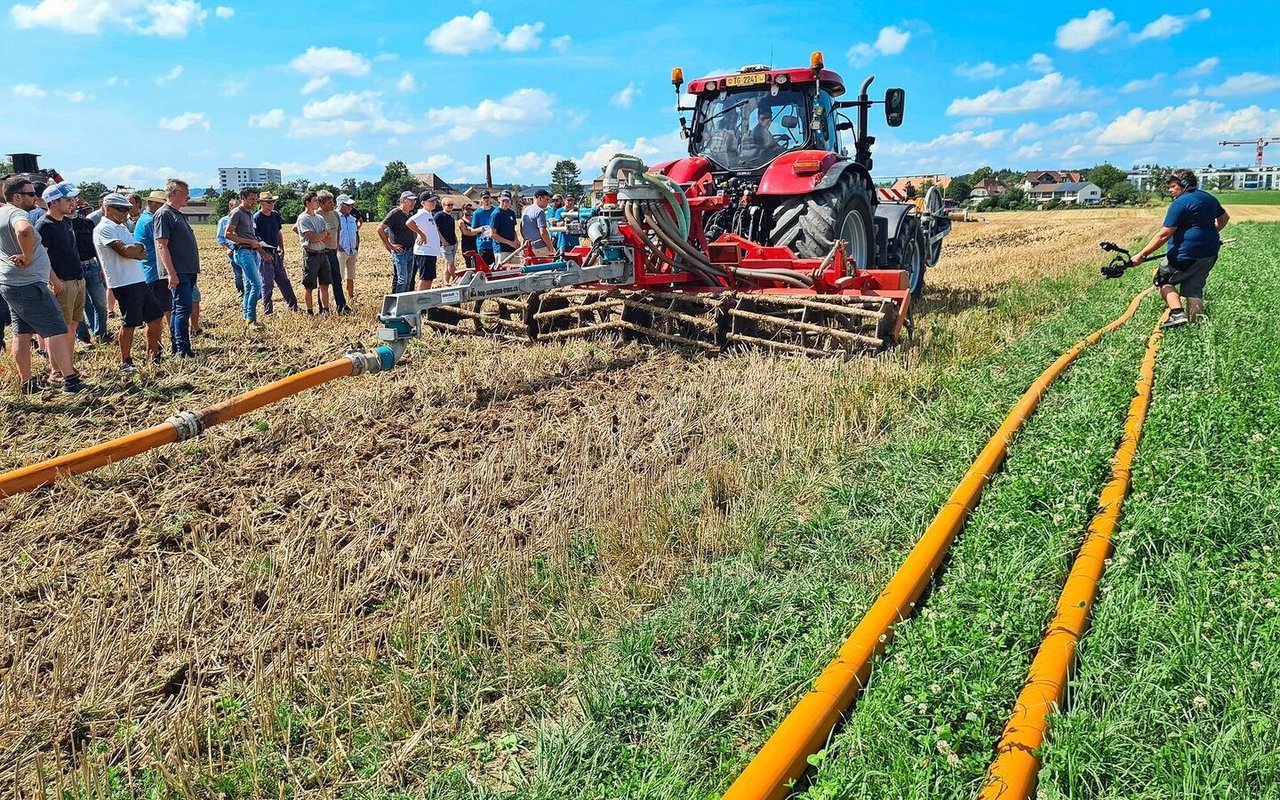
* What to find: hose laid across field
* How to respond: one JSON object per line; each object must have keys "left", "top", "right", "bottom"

{"left": 0, "top": 345, "right": 401, "bottom": 498}
{"left": 978, "top": 310, "right": 1167, "bottom": 800}
{"left": 723, "top": 287, "right": 1155, "bottom": 800}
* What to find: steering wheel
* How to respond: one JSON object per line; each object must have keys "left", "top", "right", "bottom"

{"left": 773, "top": 133, "right": 792, "bottom": 147}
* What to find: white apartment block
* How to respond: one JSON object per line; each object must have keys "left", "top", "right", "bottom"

{"left": 218, "top": 167, "right": 282, "bottom": 192}
{"left": 1127, "top": 165, "right": 1280, "bottom": 192}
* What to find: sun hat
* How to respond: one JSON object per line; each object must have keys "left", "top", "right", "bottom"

{"left": 102, "top": 192, "right": 132, "bottom": 209}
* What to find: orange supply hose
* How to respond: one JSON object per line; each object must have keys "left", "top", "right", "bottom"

{"left": 0, "top": 357, "right": 356, "bottom": 498}
{"left": 978, "top": 310, "right": 1167, "bottom": 800}
{"left": 723, "top": 287, "right": 1154, "bottom": 800}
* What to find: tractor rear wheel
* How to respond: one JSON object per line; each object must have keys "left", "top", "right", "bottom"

{"left": 771, "top": 177, "right": 875, "bottom": 271}
{"left": 889, "top": 214, "right": 927, "bottom": 298}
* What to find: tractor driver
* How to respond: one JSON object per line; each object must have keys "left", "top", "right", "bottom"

{"left": 704, "top": 106, "right": 742, "bottom": 166}
{"left": 748, "top": 105, "right": 784, "bottom": 161}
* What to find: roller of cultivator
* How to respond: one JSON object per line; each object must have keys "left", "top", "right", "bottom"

{"left": 378, "top": 53, "right": 951, "bottom": 357}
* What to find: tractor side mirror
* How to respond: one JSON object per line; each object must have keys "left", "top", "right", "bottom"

{"left": 781, "top": 114, "right": 799, "bottom": 130}
{"left": 885, "top": 88, "right": 905, "bottom": 127}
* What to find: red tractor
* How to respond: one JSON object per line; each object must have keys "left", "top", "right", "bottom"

{"left": 660, "top": 52, "right": 942, "bottom": 297}
{"left": 378, "top": 53, "right": 949, "bottom": 357}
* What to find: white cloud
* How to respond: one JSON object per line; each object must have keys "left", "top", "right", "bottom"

{"left": 214, "top": 5, "right": 233, "bottom": 18}
{"left": 951, "top": 116, "right": 993, "bottom": 131}
{"left": 1121, "top": 74, "right": 1164, "bottom": 93}
{"left": 610, "top": 82, "right": 638, "bottom": 109}
{"left": 954, "top": 61, "right": 1004, "bottom": 80}
{"left": 395, "top": 72, "right": 416, "bottom": 93}
{"left": 66, "top": 164, "right": 206, "bottom": 188}
{"left": 264, "top": 150, "right": 378, "bottom": 178}
{"left": 1094, "top": 100, "right": 1280, "bottom": 146}
{"left": 158, "top": 111, "right": 209, "bottom": 131}
{"left": 1176, "top": 84, "right": 1201, "bottom": 98}
{"left": 374, "top": 52, "right": 399, "bottom": 62}
{"left": 879, "top": 129, "right": 1008, "bottom": 157}
{"left": 425, "top": 11, "right": 549, "bottom": 55}
{"left": 1014, "top": 143, "right": 1043, "bottom": 160}
{"left": 289, "top": 46, "right": 370, "bottom": 94}
{"left": 550, "top": 35, "right": 571, "bottom": 53}
{"left": 426, "top": 88, "right": 555, "bottom": 139}
{"left": 1027, "top": 53, "right": 1054, "bottom": 74}
{"left": 1055, "top": 9, "right": 1125, "bottom": 51}
{"left": 290, "top": 91, "right": 413, "bottom": 138}
{"left": 502, "top": 21, "right": 544, "bottom": 52}
{"left": 11, "top": 0, "right": 208, "bottom": 37}
{"left": 1012, "top": 111, "right": 1098, "bottom": 141}
{"left": 1207, "top": 72, "right": 1280, "bottom": 97}
{"left": 155, "top": 64, "right": 183, "bottom": 86}
{"left": 13, "top": 83, "right": 47, "bottom": 98}
{"left": 947, "top": 73, "right": 1087, "bottom": 115}
{"left": 248, "top": 108, "right": 285, "bottom": 128}
{"left": 1133, "top": 8, "right": 1210, "bottom": 41}
{"left": 55, "top": 89, "right": 89, "bottom": 102}
{"left": 1178, "top": 57, "right": 1219, "bottom": 78}
{"left": 220, "top": 78, "right": 247, "bottom": 97}
{"left": 104, "top": 75, "right": 119, "bottom": 86}
{"left": 847, "top": 24, "right": 911, "bottom": 65}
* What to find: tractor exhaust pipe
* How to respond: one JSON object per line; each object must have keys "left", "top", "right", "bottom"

{"left": 855, "top": 76, "right": 874, "bottom": 171}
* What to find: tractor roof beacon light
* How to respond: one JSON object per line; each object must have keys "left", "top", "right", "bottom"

{"left": 810, "top": 50, "right": 824, "bottom": 70}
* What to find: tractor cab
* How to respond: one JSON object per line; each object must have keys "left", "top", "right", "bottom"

{"left": 683, "top": 63, "right": 844, "bottom": 173}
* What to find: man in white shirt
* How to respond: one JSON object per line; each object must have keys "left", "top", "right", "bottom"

{"left": 406, "top": 192, "right": 442, "bottom": 290}
{"left": 93, "top": 193, "right": 164, "bottom": 370}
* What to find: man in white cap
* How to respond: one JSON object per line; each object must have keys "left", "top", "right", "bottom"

{"left": 94, "top": 192, "right": 165, "bottom": 369}
{"left": 35, "top": 182, "right": 86, "bottom": 381}
{"left": 336, "top": 194, "right": 360, "bottom": 302}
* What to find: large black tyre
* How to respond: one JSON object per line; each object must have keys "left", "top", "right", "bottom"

{"left": 889, "top": 214, "right": 928, "bottom": 298}
{"left": 770, "top": 177, "right": 876, "bottom": 272}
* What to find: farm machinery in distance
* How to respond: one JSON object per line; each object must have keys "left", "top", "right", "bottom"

{"left": 378, "top": 52, "right": 951, "bottom": 357}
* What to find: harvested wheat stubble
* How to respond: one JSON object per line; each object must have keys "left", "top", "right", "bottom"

{"left": 0, "top": 213, "right": 1149, "bottom": 794}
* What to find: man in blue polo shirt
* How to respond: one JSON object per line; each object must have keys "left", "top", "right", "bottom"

{"left": 1131, "top": 168, "right": 1229, "bottom": 328}
{"left": 470, "top": 191, "right": 498, "bottom": 266}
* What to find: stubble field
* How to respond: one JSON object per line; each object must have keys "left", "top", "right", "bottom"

{"left": 1, "top": 206, "right": 1271, "bottom": 798}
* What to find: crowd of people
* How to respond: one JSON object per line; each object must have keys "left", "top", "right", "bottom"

{"left": 0, "top": 172, "right": 585, "bottom": 396}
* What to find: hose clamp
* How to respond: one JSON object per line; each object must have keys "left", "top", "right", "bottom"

{"left": 166, "top": 410, "right": 203, "bottom": 442}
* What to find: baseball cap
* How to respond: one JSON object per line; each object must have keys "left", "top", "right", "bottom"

{"left": 398, "top": 190, "right": 418, "bottom": 202}
{"left": 419, "top": 191, "right": 438, "bottom": 203}
{"left": 534, "top": 189, "right": 551, "bottom": 198}
{"left": 551, "top": 193, "right": 562, "bottom": 200}
{"left": 480, "top": 190, "right": 492, "bottom": 199}
{"left": 102, "top": 192, "right": 132, "bottom": 209}
{"left": 42, "top": 182, "right": 80, "bottom": 203}
{"left": 499, "top": 190, "right": 513, "bottom": 200}
{"left": 336, "top": 194, "right": 354, "bottom": 206}
{"left": 145, "top": 190, "right": 167, "bottom": 202}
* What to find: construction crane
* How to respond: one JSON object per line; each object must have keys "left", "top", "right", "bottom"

{"left": 1217, "top": 136, "right": 1280, "bottom": 167}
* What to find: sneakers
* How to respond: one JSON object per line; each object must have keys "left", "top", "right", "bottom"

{"left": 337, "top": 306, "right": 353, "bottom": 316}
{"left": 1161, "top": 310, "right": 1189, "bottom": 329}
{"left": 20, "top": 378, "right": 43, "bottom": 396}
{"left": 62, "top": 373, "right": 86, "bottom": 393}
{"left": 120, "top": 359, "right": 138, "bottom": 375}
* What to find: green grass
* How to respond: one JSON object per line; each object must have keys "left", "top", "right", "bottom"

{"left": 1209, "top": 189, "right": 1280, "bottom": 205}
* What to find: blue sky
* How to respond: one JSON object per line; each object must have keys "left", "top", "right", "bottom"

{"left": 3, "top": 0, "right": 1278, "bottom": 190}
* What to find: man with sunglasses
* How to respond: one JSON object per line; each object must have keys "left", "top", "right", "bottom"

{"left": 95, "top": 193, "right": 164, "bottom": 369}
{"left": 458, "top": 202, "right": 478, "bottom": 272}
{"left": 436, "top": 197, "right": 458, "bottom": 282}
{"left": 35, "top": 182, "right": 86, "bottom": 381}
{"left": 471, "top": 191, "right": 498, "bottom": 267}
{"left": 253, "top": 193, "right": 297, "bottom": 314}
{"left": 0, "top": 176, "right": 83, "bottom": 393}
{"left": 489, "top": 191, "right": 519, "bottom": 264}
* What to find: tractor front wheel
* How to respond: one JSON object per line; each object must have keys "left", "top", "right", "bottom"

{"left": 890, "top": 214, "right": 927, "bottom": 298}
{"left": 771, "top": 177, "right": 875, "bottom": 271}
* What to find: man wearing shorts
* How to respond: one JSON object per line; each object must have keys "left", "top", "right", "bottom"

{"left": 1131, "top": 168, "right": 1229, "bottom": 329}
{"left": 337, "top": 195, "right": 360, "bottom": 301}
{"left": 407, "top": 192, "right": 442, "bottom": 289}
{"left": 0, "top": 176, "right": 83, "bottom": 393}
{"left": 95, "top": 193, "right": 163, "bottom": 370}
{"left": 296, "top": 191, "right": 332, "bottom": 314}
{"left": 436, "top": 198, "right": 458, "bottom": 282}
{"left": 134, "top": 190, "right": 171, "bottom": 353}
{"left": 35, "top": 182, "right": 85, "bottom": 381}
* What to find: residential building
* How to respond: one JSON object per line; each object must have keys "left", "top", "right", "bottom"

{"left": 889, "top": 174, "right": 952, "bottom": 196}
{"left": 1027, "top": 181, "right": 1102, "bottom": 205}
{"left": 1127, "top": 165, "right": 1280, "bottom": 192}
{"left": 968, "top": 178, "right": 1008, "bottom": 199}
{"left": 413, "top": 172, "right": 459, "bottom": 196}
{"left": 1020, "top": 170, "right": 1084, "bottom": 191}
{"left": 217, "top": 167, "right": 282, "bottom": 192}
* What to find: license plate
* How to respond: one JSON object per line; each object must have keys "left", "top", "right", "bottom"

{"left": 725, "top": 73, "right": 767, "bottom": 87}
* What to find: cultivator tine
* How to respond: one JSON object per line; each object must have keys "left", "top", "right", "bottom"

{"left": 726, "top": 294, "right": 895, "bottom": 355}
